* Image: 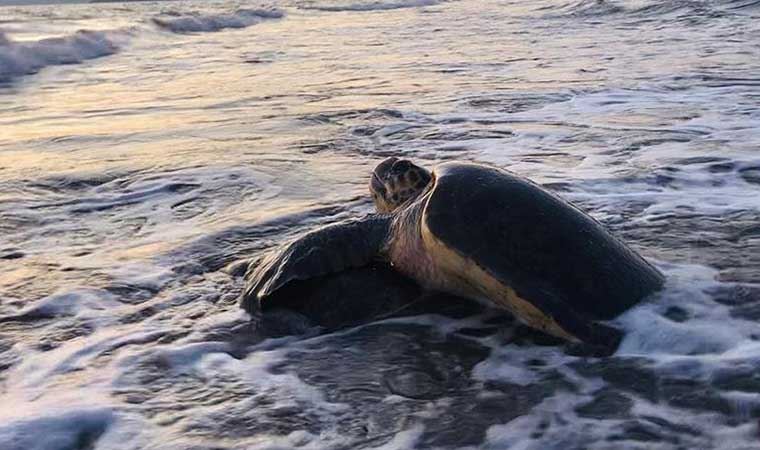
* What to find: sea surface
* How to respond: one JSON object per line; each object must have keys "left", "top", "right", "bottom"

{"left": 2, "top": 0, "right": 760, "bottom": 448}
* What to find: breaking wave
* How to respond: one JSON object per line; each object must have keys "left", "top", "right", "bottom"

{"left": 0, "top": 30, "right": 125, "bottom": 82}
{"left": 151, "top": 8, "right": 284, "bottom": 34}
{"left": 542, "top": 0, "right": 760, "bottom": 20}
{"left": 300, "top": 0, "right": 440, "bottom": 12}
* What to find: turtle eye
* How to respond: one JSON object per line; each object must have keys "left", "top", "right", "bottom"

{"left": 416, "top": 170, "right": 431, "bottom": 188}
{"left": 391, "top": 160, "right": 412, "bottom": 175}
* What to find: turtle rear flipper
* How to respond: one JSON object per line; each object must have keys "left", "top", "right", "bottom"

{"left": 509, "top": 280, "right": 624, "bottom": 355}
{"left": 240, "top": 215, "right": 391, "bottom": 315}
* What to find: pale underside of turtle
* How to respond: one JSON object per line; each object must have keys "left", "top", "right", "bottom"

{"left": 240, "top": 162, "right": 664, "bottom": 353}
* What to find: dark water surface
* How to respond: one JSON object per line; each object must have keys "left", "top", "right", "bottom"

{"left": 2, "top": 0, "right": 760, "bottom": 448}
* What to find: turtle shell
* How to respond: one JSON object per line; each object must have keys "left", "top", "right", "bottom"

{"left": 422, "top": 162, "right": 664, "bottom": 323}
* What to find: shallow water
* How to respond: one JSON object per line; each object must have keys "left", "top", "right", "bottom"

{"left": 2, "top": 0, "right": 760, "bottom": 448}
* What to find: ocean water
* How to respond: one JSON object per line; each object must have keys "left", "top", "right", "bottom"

{"left": 2, "top": 0, "right": 760, "bottom": 448}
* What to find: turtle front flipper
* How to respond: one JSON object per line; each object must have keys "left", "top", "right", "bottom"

{"left": 240, "top": 215, "right": 392, "bottom": 315}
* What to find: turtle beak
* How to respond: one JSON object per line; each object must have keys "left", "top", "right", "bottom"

{"left": 370, "top": 171, "right": 386, "bottom": 196}
{"left": 370, "top": 171, "right": 393, "bottom": 213}
{"left": 372, "top": 157, "right": 398, "bottom": 192}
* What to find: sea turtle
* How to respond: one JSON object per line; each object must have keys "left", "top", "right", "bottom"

{"left": 241, "top": 158, "right": 664, "bottom": 353}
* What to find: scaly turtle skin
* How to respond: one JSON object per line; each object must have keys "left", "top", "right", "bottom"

{"left": 241, "top": 158, "right": 665, "bottom": 354}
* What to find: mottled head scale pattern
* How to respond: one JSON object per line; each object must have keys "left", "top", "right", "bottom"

{"left": 370, "top": 157, "right": 432, "bottom": 213}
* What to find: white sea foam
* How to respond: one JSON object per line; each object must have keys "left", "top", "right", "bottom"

{"left": 0, "top": 407, "right": 115, "bottom": 450}
{"left": 5, "top": 288, "right": 121, "bottom": 320}
{"left": 152, "top": 8, "right": 284, "bottom": 34}
{"left": 0, "top": 30, "right": 126, "bottom": 82}
{"left": 615, "top": 262, "right": 756, "bottom": 357}
{"left": 365, "top": 426, "right": 425, "bottom": 449}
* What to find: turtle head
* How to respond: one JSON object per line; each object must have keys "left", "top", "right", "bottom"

{"left": 370, "top": 157, "right": 432, "bottom": 213}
